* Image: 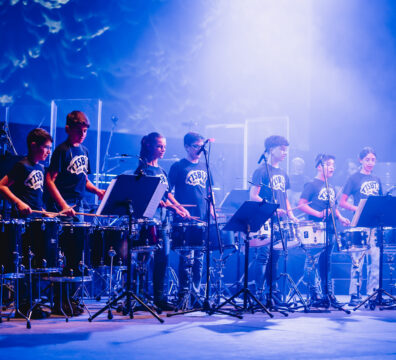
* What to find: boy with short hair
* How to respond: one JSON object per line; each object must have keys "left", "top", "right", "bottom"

{"left": 0, "top": 128, "right": 52, "bottom": 216}
{"left": 46, "top": 110, "right": 105, "bottom": 218}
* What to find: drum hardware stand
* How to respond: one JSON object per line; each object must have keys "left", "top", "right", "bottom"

{"left": 259, "top": 153, "right": 294, "bottom": 315}
{"left": 129, "top": 251, "right": 162, "bottom": 314}
{"left": 167, "top": 252, "right": 203, "bottom": 314}
{"left": 1, "top": 257, "right": 29, "bottom": 325}
{"left": 351, "top": 196, "right": 396, "bottom": 311}
{"left": 348, "top": 249, "right": 367, "bottom": 305}
{"left": 290, "top": 247, "right": 330, "bottom": 312}
{"left": 71, "top": 251, "right": 92, "bottom": 317}
{"left": 25, "top": 249, "right": 52, "bottom": 328}
{"left": 165, "top": 266, "right": 179, "bottom": 300}
{"left": 88, "top": 174, "right": 166, "bottom": 323}
{"left": 209, "top": 249, "right": 237, "bottom": 305}
{"left": 317, "top": 157, "right": 350, "bottom": 314}
{"left": 211, "top": 201, "right": 277, "bottom": 317}
{"left": 167, "top": 142, "right": 240, "bottom": 319}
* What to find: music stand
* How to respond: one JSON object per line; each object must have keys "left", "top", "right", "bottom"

{"left": 89, "top": 175, "right": 167, "bottom": 322}
{"left": 352, "top": 196, "right": 396, "bottom": 310}
{"left": 212, "top": 201, "right": 278, "bottom": 317}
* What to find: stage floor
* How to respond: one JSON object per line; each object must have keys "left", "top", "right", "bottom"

{"left": 1, "top": 297, "right": 396, "bottom": 360}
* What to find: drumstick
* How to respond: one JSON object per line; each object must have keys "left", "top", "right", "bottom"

{"left": 189, "top": 216, "right": 206, "bottom": 224}
{"left": 289, "top": 201, "right": 313, "bottom": 211}
{"left": 58, "top": 205, "right": 76, "bottom": 215}
{"left": 31, "top": 209, "right": 112, "bottom": 218}
{"left": 179, "top": 204, "right": 197, "bottom": 207}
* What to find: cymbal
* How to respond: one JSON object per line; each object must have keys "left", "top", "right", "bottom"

{"left": 107, "top": 154, "right": 138, "bottom": 161}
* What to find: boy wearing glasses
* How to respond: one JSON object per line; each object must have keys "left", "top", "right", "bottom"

{"left": 168, "top": 132, "right": 211, "bottom": 302}
{"left": 0, "top": 128, "right": 52, "bottom": 217}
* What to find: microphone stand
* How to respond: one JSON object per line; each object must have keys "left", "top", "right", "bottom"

{"left": 319, "top": 159, "right": 350, "bottom": 314}
{"left": 261, "top": 153, "right": 290, "bottom": 315}
{"left": 167, "top": 141, "right": 240, "bottom": 318}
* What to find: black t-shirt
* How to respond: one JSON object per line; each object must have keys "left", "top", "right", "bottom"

{"left": 8, "top": 157, "right": 44, "bottom": 211}
{"left": 251, "top": 164, "right": 290, "bottom": 211}
{"left": 48, "top": 141, "right": 90, "bottom": 201}
{"left": 300, "top": 178, "right": 337, "bottom": 223}
{"left": 134, "top": 163, "right": 169, "bottom": 200}
{"left": 168, "top": 159, "right": 209, "bottom": 220}
{"left": 342, "top": 172, "right": 383, "bottom": 206}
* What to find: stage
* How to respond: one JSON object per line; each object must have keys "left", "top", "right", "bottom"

{"left": 1, "top": 298, "right": 396, "bottom": 360}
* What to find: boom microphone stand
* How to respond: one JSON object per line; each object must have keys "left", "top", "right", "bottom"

{"left": 261, "top": 153, "right": 300, "bottom": 314}
{"left": 167, "top": 141, "right": 240, "bottom": 319}
{"left": 318, "top": 158, "right": 350, "bottom": 314}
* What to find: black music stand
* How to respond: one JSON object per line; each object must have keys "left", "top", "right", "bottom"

{"left": 352, "top": 196, "right": 396, "bottom": 310}
{"left": 89, "top": 175, "right": 167, "bottom": 322}
{"left": 212, "top": 201, "right": 278, "bottom": 317}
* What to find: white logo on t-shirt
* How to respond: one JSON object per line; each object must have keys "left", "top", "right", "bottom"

{"left": 318, "top": 187, "right": 335, "bottom": 204}
{"left": 67, "top": 155, "right": 89, "bottom": 175}
{"left": 271, "top": 175, "right": 286, "bottom": 192}
{"left": 360, "top": 181, "right": 380, "bottom": 196}
{"left": 186, "top": 170, "right": 207, "bottom": 188}
{"left": 24, "top": 170, "right": 44, "bottom": 191}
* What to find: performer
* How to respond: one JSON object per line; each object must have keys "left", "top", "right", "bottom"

{"left": 339, "top": 147, "right": 382, "bottom": 306}
{"left": 249, "top": 135, "right": 298, "bottom": 300}
{"left": 168, "top": 132, "right": 210, "bottom": 300}
{"left": 46, "top": 111, "right": 105, "bottom": 218}
{"left": 0, "top": 128, "right": 52, "bottom": 217}
{"left": 299, "top": 154, "right": 350, "bottom": 305}
{"left": 135, "top": 132, "right": 189, "bottom": 310}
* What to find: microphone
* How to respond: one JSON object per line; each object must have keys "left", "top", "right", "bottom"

{"left": 111, "top": 115, "right": 118, "bottom": 124}
{"left": 315, "top": 154, "right": 324, "bottom": 168}
{"left": 197, "top": 138, "right": 215, "bottom": 155}
{"left": 258, "top": 152, "right": 267, "bottom": 164}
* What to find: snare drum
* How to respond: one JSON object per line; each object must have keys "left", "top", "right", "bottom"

{"left": 298, "top": 221, "right": 326, "bottom": 249}
{"left": 171, "top": 222, "right": 206, "bottom": 249}
{"left": 91, "top": 226, "right": 128, "bottom": 266}
{"left": 249, "top": 221, "right": 271, "bottom": 247}
{"left": 209, "top": 224, "right": 235, "bottom": 250}
{"left": 340, "top": 227, "right": 369, "bottom": 252}
{"left": 132, "top": 219, "right": 161, "bottom": 251}
{"left": 273, "top": 221, "right": 300, "bottom": 250}
{"left": 59, "top": 222, "right": 93, "bottom": 276}
{"left": 0, "top": 219, "right": 25, "bottom": 276}
{"left": 23, "top": 218, "right": 61, "bottom": 272}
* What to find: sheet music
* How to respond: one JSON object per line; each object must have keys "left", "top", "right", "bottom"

{"left": 351, "top": 198, "right": 367, "bottom": 227}
{"left": 96, "top": 178, "right": 116, "bottom": 215}
{"left": 143, "top": 182, "right": 167, "bottom": 218}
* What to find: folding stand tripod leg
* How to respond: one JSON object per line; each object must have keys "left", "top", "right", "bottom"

{"left": 89, "top": 213, "right": 164, "bottom": 323}
{"left": 354, "top": 226, "right": 396, "bottom": 311}
{"left": 277, "top": 272, "right": 307, "bottom": 312}
{"left": 213, "top": 238, "right": 272, "bottom": 318}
